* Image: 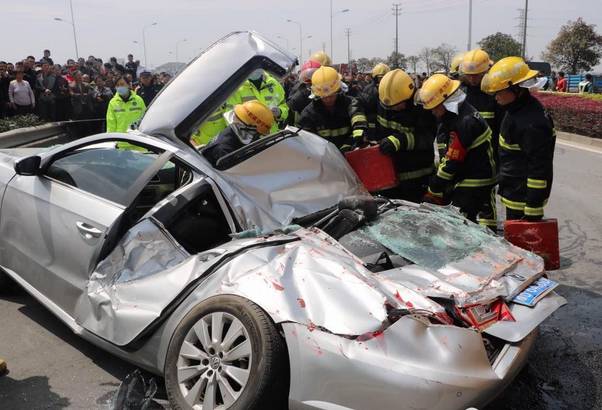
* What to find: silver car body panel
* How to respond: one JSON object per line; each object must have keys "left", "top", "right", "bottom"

{"left": 283, "top": 320, "right": 538, "bottom": 410}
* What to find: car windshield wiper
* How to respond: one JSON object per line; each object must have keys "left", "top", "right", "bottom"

{"left": 214, "top": 128, "right": 302, "bottom": 170}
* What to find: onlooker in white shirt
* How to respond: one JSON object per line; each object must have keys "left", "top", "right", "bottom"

{"left": 8, "top": 70, "right": 35, "bottom": 115}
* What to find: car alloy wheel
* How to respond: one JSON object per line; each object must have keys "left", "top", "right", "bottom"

{"left": 177, "top": 312, "right": 252, "bottom": 409}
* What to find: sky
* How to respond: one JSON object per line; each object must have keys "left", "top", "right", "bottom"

{"left": 3, "top": 0, "right": 602, "bottom": 71}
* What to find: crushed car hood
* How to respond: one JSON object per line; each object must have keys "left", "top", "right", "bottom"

{"left": 340, "top": 203, "right": 546, "bottom": 307}
{"left": 138, "top": 31, "right": 296, "bottom": 143}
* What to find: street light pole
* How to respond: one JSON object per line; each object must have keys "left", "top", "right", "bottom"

{"left": 287, "top": 19, "right": 303, "bottom": 62}
{"left": 467, "top": 0, "right": 473, "bottom": 50}
{"left": 329, "top": 4, "right": 350, "bottom": 63}
{"left": 176, "top": 39, "right": 187, "bottom": 62}
{"left": 68, "top": 0, "right": 79, "bottom": 59}
{"left": 53, "top": 0, "right": 79, "bottom": 59}
{"left": 142, "top": 22, "right": 157, "bottom": 68}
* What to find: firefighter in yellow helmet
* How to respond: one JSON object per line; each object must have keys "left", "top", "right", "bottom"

{"left": 359, "top": 63, "right": 391, "bottom": 137}
{"left": 310, "top": 51, "right": 332, "bottom": 67}
{"left": 191, "top": 69, "right": 288, "bottom": 147}
{"left": 449, "top": 52, "right": 466, "bottom": 79}
{"left": 459, "top": 49, "right": 502, "bottom": 186}
{"left": 297, "top": 66, "right": 368, "bottom": 151}
{"left": 415, "top": 74, "right": 497, "bottom": 227}
{"left": 202, "top": 100, "right": 274, "bottom": 167}
{"left": 375, "top": 69, "right": 437, "bottom": 202}
{"left": 481, "top": 56, "right": 555, "bottom": 221}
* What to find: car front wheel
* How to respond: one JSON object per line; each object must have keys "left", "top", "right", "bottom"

{"left": 165, "top": 295, "right": 289, "bottom": 410}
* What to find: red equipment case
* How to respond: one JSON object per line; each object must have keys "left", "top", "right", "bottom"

{"left": 504, "top": 219, "right": 560, "bottom": 270}
{"left": 345, "top": 146, "right": 398, "bottom": 192}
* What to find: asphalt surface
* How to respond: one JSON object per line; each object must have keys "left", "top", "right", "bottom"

{"left": 0, "top": 137, "right": 601, "bottom": 410}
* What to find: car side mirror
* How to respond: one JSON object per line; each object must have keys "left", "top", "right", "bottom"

{"left": 14, "top": 156, "right": 42, "bottom": 176}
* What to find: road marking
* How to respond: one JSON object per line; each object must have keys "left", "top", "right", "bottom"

{"left": 557, "top": 139, "right": 602, "bottom": 155}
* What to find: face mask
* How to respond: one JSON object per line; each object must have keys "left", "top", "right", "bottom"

{"left": 116, "top": 86, "right": 129, "bottom": 96}
{"left": 442, "top": 89, "right": 467, "bottom": 115}
{"left": 248, "top": 69, "right": 263, "bottom": 81}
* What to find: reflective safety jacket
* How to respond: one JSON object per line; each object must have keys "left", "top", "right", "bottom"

{"left": 374, "top": 102, "right": 437, "bottom": 182}
{"left": 286, "top": 81, "right": 312, "bottom": 125}
{"left": 358, "top": 80, "right": 379, "bottom": 138}
{"left": 192, "top": 73, "right": 288, "bottom": 145}
{"left": 106, "top": 91, "right": 146, "bottom": 133}
{"left": 428, "top": 101, "right": 497, "bottom": 198}
{"left": 297, "top": 94, "right": 368, "bottom": 150}
{"left": 463, "top": 84, "right": 503, "bottom": 165}
{"left": 498, "top": 92, "right": 555, "bottom": 218}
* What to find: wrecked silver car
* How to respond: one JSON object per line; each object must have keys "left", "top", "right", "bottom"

{"left": 0, "top": 32, "right": 565, "bottom": 410}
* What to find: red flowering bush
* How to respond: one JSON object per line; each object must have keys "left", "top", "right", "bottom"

{"left": 533, "top": 91, "right": 602, "bottom": 138}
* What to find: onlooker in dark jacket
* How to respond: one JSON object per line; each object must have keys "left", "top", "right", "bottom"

{"left": 36, "top": 62, "right": 58, "bottom": 121}
{"left": 135, "top": 71, "right": 162, "bottom": 106}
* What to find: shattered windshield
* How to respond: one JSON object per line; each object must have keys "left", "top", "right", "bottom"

{"left": 361, "top": 205, "right": 497, "bottom": 270}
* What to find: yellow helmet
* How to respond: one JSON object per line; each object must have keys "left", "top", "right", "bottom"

{"left": 310, "top": 51, "right": 332, "bottom": 67}
{"left": 378, "top": 69, "right": 415, "bottom": 107}
{"left": 481, "top": 56, "right": 539, "bottom": 94}
{"left": 371, "top": 63, "right": 391, "bottom": 78}
{"left": 311, "top": 66, "right": 341, "bottom": 98}
{"left": 461, "top": 49, "right": 493, "bottom": 75}
{"left": 414, "top": 74, "right": 461, "bottom": 110}
{"left": 233, "top": 100, "right": 274, "bottom": 135}
{"left": 450, "top": 52, "right": 466, "bottom": 75}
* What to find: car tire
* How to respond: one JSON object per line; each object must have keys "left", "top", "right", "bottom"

{"left": 165, "top": 295, "right": 289, "bottom": 410}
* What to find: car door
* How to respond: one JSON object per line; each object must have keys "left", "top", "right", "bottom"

{"left": 0, "top": 138, "right": 173, "bottom": 318}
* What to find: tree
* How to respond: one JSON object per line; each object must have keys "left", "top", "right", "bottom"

{"left": 419, "top": 47, "right": 434, "bottom": 75}
{"left": 431, "top": 43, "right": 457, "bottom": 72}
{"left": 387, "top": 52, "right": 407, "bottom": 69}
{"left": 407, "top": 55, "right": 419, "bottom": 73}
{"left": 350, "top": 57, "right": 386, "bottom": 73}
{"left": 543, "top": 18, "right": 602, "bottom": 73}
{"left": 477, "top": 32, "right": 522, "bottom": 62}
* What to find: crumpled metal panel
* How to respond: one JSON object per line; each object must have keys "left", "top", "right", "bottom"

{"left": 352, "top": 204, "right": 544, "bottom": 306}
{"left": 217, "top": 130, "right": 370, "bottom": 232}
{"left": 77, "top": 220, "right": 448, "bottom": 345}
{"left": 284, "top": 318, "right": 538, "bottom": 410}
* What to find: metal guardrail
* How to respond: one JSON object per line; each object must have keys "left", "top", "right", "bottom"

{"left": 0, "top": 119, "right": 104, "bottom": 148}
{"left": 0, "top": 122, "right": 67, "bottom": 148}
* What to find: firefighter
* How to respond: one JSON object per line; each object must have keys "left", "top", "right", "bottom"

{"left": 359, "top": 63, "right": 391, "bottom": 138}
{"left": 449, "top": 52, "right": 466, "bottom": 80}
{"left": 203, "top": 100, "right": 274, "bottom": 167}
{"left": 297, "top": 66, "right": 368, "bottom": 150}
{"left": 287, "top": 59, "right": 321, "bottom": 125}
{"left": 460, "top": 49, "right": 502, "bottom": 174}
{"left": 310, "top": 51, "right": 332, "bottom": 67}
{"left": 376, "top": 69, "right": 437, "bottom": 203}
{"left": 481, "top": 56, "right": 555, "bottom": 221}
{"left": 416, "top": 74, "right": 497, "bottom": 226}
{"left": 192, "top": 69, "right": 288, "bottom": 146}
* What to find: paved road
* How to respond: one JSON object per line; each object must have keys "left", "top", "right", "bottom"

{"left": 0, "top": 136, "right": 601, "bottom": 409}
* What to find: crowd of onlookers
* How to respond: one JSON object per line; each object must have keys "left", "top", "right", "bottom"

{"left": 0, "top": 49, "right": 172, "bottom": 131}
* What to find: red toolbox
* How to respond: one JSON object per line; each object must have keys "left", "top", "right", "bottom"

{"left": 345, "top": 146, "right": 398, "bottom": 192}
{"left": 504, "top": 219, "right": 560, "bottom": 270}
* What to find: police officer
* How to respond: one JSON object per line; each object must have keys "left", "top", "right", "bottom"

{"left": 376, "top": 69, "right": 437, "bottom": 203}
{"left": 359, "top": 63, "right": 391, "bottom": 138}
{"left": 297, "top": 66, "right": 368, "bottom": 151}
{"left": 135, "top": 71, "right": 162, "bottom": 107}
{"left": 203, "top": 100, "right": 274, "bottom": 167}
{"left": 416, "top": 74, "right": 497, "bottom": 226}
{"left": 106, "top": 77, "right": 146, "bottom": 133}
{"left": 481, "top": 57, "right": 555, "bottom": 221}
{"left": 460, "top": 49, "right": 502, "bottom": 175}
